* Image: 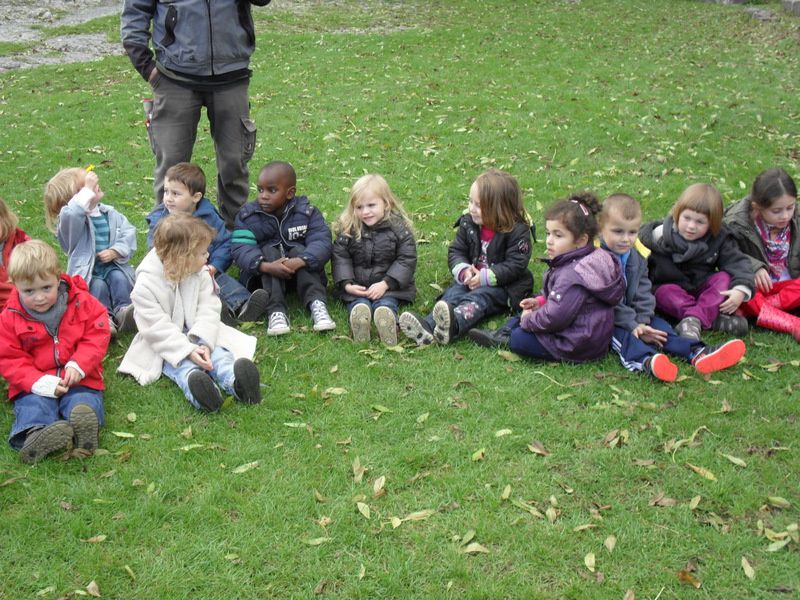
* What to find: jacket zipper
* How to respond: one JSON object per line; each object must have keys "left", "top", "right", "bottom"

{"left": 205, "top": 0, "right": 214, "bottom": 76}
{"left": 7, "top": 308, "right": 64, "bottom": 377}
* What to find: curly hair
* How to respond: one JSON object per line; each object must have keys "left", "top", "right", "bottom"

{"left": 153, "top": 214, "right": 216, "bottom": 283}
{"left": 544, "top": 191, "right": 601, "bottom": 241}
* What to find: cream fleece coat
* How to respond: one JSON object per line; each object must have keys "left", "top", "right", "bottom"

{"left": 118, "top": 249, "right": 256, "bottom": 385}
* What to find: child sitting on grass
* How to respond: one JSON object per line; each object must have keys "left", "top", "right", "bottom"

{"left": 44, "top": 167, "right": 137, "bottom": 336}
{"left": 231, "top": 161, "right": 335, "bottom": 335}
{"left": 0, "top": 198, "right": 31, "bottom": 312}
{"left": 146, "top": 162, "right": 268, "bottom": 324}
{"left": 119, "top": 214, "right": 261, "bottom": 412}
{"left": 399, "top": 169, "right": 533, "bottom": 345}
{"left": 600, "top": 193, "right": 746, "bottom": 382}
{"left": 0, "top": 240, "right": 110, "bottom": 463}
{"left": 332, "top": 174, "right": 417, "bottom": 346}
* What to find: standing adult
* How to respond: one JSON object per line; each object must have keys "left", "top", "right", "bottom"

{"left": 120, "top": 0, "right": 271, "bottom": 227}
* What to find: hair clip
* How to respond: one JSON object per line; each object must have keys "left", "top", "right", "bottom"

{"left": 570, "top": 198, "right": 589, "bottom": 216}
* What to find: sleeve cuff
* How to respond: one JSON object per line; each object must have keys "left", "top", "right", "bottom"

{"left": 732, "top": 284, "right": 752, "bottom": 301}
{"left": 451, "top": 263, "right": 471, "bottom": 282}
{"left": 31, "top": 375, "right": 61, "bottom": 398}
{"left": 64, "top": 360, "right": 85, "bottom": 379}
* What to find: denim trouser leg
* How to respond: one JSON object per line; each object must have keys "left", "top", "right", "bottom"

{"left": 424, "top": 283, "right": 508, "bottom": 338}
{"left": 106, "top": 268, "right": 133, "bottom": 315}
{"left": 347, "top": 297, "right": 400, "bottom": 318}
{"left": 216, "top": 272, "right": 251, "bottom": 312}
{"left": 162, "top": 346, "right": 237, "bottom": 410}
{"left": 89, "top": 277, "right": 112, "bottom": 314}
{"left": 9, "top": 386, "right": 105, "bottom": 449}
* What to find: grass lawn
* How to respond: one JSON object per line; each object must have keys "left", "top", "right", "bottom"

{"left": 0, "top": 0, "right": 798, "bottom": 598}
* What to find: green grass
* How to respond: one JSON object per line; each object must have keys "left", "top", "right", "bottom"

{"left": 1, "top": 1, "right": 799, "bottom": 598}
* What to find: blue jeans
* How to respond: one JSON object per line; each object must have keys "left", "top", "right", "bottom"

{"left": 8, "top": 386, "right": 104, "bottom": 449}
{"left": 506, "top": 316, "right": 557, "bottom": 361}
{"left": 89, "top": 267, "right": 132, "bottom": 316}
{"left": 347, "top": 297, "right": 400, "bottom": 317}
{"left": 611, "top": 316, "right": 704, "bottom": 373}
{"left": 423, "top": 283, "right": 509, "bottom": 339}
{"left": 162, "top": 345, "right": 237, "bottom": 410}
{"left": 216, "top": 272, "right": 251, "bottom": 312}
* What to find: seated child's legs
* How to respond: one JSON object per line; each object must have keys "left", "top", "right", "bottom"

{"left": 691, "top": 271, "right": 731, "bottom": 328}
{"left": 423, "top": 283, "right": 473, "bottom": 331}
{"left": 372, "top": 296, "right": 400, "bottom": 316}
{"left": 436, "top": 285, "right": 508, "bottom": 339}
{"left": 508, "top": 319, "right": 556, "bottom": 360}
{"left": 611, "top": 326, "right": 658, "bottom": 372}
{"left": 261, "top": 246, "right": 289, "bottom": 314}
{"left": 8, "top": 392, "right": 61, "bottom": 449}
{"left": 163, "top": 356, "right": 213, "bottom": 410}
{"left": 216, "top": 272, "right": 251, "bottom": 312}
{"left": 650, "top": 316, "right": 703, "bottom": 362}
{"left": 283, "top": 246, "right": 328, "bottom": 309}
{"left": 741, "top": 278, "right": 800, "bottom": 317}
{"left": 206, "top": 346, "right": 237, "bottom": 397}
{"left": 105, "top": 268, "right": 133, "bottom": 313}
{"left": 89, "top": 277, "right": 112, "bottom": 314}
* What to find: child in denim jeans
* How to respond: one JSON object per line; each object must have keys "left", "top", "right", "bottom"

{"left": 0, "top": 240, "right": 111, "bottom": 463}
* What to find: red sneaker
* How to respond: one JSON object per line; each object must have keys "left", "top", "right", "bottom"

{"left": 692, "top": 339, "right": 746, "bottom": 374}
{"left": 648, "top": 353, "right": 678, "bottom": 382}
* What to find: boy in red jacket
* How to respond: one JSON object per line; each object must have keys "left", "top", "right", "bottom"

{"left": 0, "top": 240, "right": 111, "bottom": 463}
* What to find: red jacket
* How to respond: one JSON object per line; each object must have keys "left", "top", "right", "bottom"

{"left": 0, "top": 273, "right": 111, "bottom": 399}
{"left": 0, "top": 228, "right": 31, "bottom": 311}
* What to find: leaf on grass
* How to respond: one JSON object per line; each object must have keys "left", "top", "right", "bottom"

{"left": 649, "top": 492, "right": 677, "bottom": 507}
{"left": 126, "top": 412, "right": 137, "bottom": 423}
{"left": 604, "top": 534, "right": 616, "bottom": 554}
{"left": 767, "top": 538, "right": 790, "bottom": 552}
{"left": 461, "top": 542, "right": 489, "bottom": 554}
{"left": 356, "top": 502, "right": 371, "bottom": 519}
{"left": 461, "top": 529, "right": 476, "bottom": 546}
{"left": 501, "top": 484, "right": 511, "bottom": 501}
{"left": 86, "top": 580, "right": 101, "bottom": 597}
{"left": 416, "top": 412, "right": 429, "bottom": 424}
{"left": 390, "top": 516, "right": 402, "bottom": 529}
{"left": 720, "top": 399, "right": 732, "bottom": 413}
{"left": 403, "top": 509, "right": 436, "bottom": 522}
{"left": 471, "top": 448, "right": 486, "bottom": 462}
{"left": 511, "top": 498, "right": 544, "bottom": 519}
{"left": 81, "top": 534, "right": 107, "bottom": 543}
{"left": 768, "top": 496, "right": 791, "bottom": 509}
{"left": 111, "top": 431, "right": 135, "bottom": 438}
{"left": 317, "top": 516, "right": 332, "bottom": 528}
{"left": 546, "top": 506, "right": 558, "bottom": 523}
{"left": 180, "top": 426, "right": 192, "bottom": 439}
{"left": 721, "top": 453, "right": 747, "bottom": 468}
{"left": 60, "top": 501, "right": 76, "bottom": 510}
{"left": 623, "top": 591, "right": 635, "bottom": 600}
{"left": 1, "top": 477, "right": 24, "bottom": 487}
{"left": 304, "top": 537, "right": 332, "bottom": 546}
{"left": 283, "top": 422, "right": 307, "bottom": 428}
{"left": 352, "top": 457, "right": 367, "bottom": 483}
{"left": 335, "top": 436, "right": 352, "bottom": 446}
{"left": 329, "top": 364, "right": 338, "bottom": 374}
{"left": 371, "top": 404, "right": 392, "bottom": 414}
{"left": 373, "top": 476, "right": 386, "bottom": 497}
{"left": 741, "top": 556, "right": 755, "bottom": 580}
{"left": 556, "top": 393, "right": 573, "bottom": 401}
{"left": 180, "top": 443, "right": 204, "bottom": 452}
{"left": 497, "top": 350, "right": 520, "bottom": 362}
{"left": 322, "top": 387, "right": 347, "bottom": 397}
{"left": 632, "top": 458, "right": 655, "bottom": 467}
{"left": 37, "top": 587, "right": 56, "bottom": 597}
{"left": 231, "top": 461, "right": 259, "bottom": 474}
{"left": 677, "top": 569, "right": 702, "bottom": 588}
{"left": 689, "top": 495, "right": 702, "bottom": 510}
{"left": 495, "top": 429, "right": 512, "bottom": 437}
{"left": 686, "top": 462, "right": 717, "bottom": 481}
{"left": 358, "top": 563, "right": 366, "bottom": 580}
{"left": 584, "top": 552, "right": 596, "bottom": 572}
{"left": 572, "top": 523, "right": 597, "bottom": 532}
{"left": 527, "top": 440, "right": 550, "bottom": 456}
{"left": 123, "top": 565, "right": 136, "bottom": 580}
{"left": 289, "top": 393, "right": 306, "bottom": 399}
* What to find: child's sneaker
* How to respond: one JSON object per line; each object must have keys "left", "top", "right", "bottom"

{"left": 645, "top": 353, "right": 678, "bottom": 383}
{"left": 692, "top": 339, "right": 746, "bottom": 375}
{"left": 399, "top": 312, "right": 434, "bottom": 346}
{"left": 108, "top": 318, "right": 118, "bottom": 338}
{"left": 310, "top": 300, "right": 336, "bottom": 332}
{"left": 115, "top": 304, "right": 137, "bottom": 334}
{"left": 187, "top": 370, "right": 224, "bottom": 412}
{"left": 237, "top": 289, "right": 269, "bottom": 322}
{"left": 267, "top": 312, "right": 290, "bottom": 336}
{"left": 675, "top": 316, "right": 701, "bottom": 341}
{"left": 233, "top": 358, "right": 261, "bottom": 404}
{"left": 68, "top": 403, "right": 99, "bottom": 452}
{"left": 712, "top": 314, "right": 749, "bottom": 336}
{"left": 20, "top": 421, "right": 73, "bottom": 464}
{"left": 468, "top": 327, "right": 510, "bottom": 348}
{"left": 349, "top": 303, "right": 371, "bottom": 342}
{"left": 374, "top": 306, "right": 397, "bottom": 346}
{"left": 432, "top": 300, "right": 457, "bottom": 344}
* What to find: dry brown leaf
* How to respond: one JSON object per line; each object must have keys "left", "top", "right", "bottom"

{"left": 86, "top": 581, "right": 101, "bottom": 597}
{"left": 527, "top": 440, "right": 550, "bottom": 456}
{"left": 0, "top": 477, "right": 24, "bottom": 487}
{"left": 677, "top": 569, "right": 702, "bottom": 588}
{"left": 632, "top": 458, "right": 655, "bottom": 467}
{"left": 318, "top": 516, "right": 332, "bottom": 528}
{"left": 689, "top": 495, "right": 702, "bottom": 510}
{"left": 686, "top": 462, "right": 717, "bottom": 481}
{"left": 373, "top": 476, "right": 386, "bottom": 496}
{"left": 623, "top": 590, "right": 635, "bottom": 600}
{"left": 356, "top": 502, "right": 371, "bottom": 520}
{"left": 231, "top": 461, "right": 259, "bottom": 474}
{"left": 461, "top": 542, "right": 489, "bottom": 554}
{"left": 403, "top": 509, "right": 436, "bottom": 522}
{"left": 649, "top": 492, "right": 678, "bottom": 507}
{"left": 721, "top": 453, "right": 747, "bottom": 468}
{"left": 572, "top": 523, "right": 597, "bottom": 532}
{"left": 546, "top": 506, "right": 558, "bottom": 523}
{"left": 352, "top": 457, "right": 366, "bottom": 483}
{"left": 500, "top": 484, "right": 511, "bottom": 501}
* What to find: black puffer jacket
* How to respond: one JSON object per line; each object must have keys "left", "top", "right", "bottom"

{"left": 332, "top": 216, "right": 417, "bottom": 303}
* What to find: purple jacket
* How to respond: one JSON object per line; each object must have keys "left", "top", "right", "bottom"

{"left": 521, "top": 245, "right": 625, "bottom": 363}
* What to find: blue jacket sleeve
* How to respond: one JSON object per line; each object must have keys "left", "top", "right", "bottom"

{"left": 231, "top": 211, "right": 264, "bottom": 275}
{"left": 299, "top": 208, "right": 333, "bottom": 272}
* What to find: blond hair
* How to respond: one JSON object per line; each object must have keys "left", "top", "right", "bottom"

{"left": 671, "top": 183, "right": 723, "bottom": 236}
{"left": 333, "top": 174, "right": 412, "bottom": 239}
{"left": 0, "top": 198, "right": 20, "bottom": 242}
{"left": 44, "top": 167, "right": 84, "bottom": 232}
{"left": 8, "top": 240, "right": 61, "bottom": 283}
{"left": 473, "top": 169, "right": 528, "bottom": 233}
{"left": 601, "top": 193, "right": 642, "bottom": 224}
{"left": 153, "top": 213, "right": 216, "bottom": 283}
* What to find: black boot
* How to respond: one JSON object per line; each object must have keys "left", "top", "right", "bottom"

{"left": 468, "top": 326, "right": 511, "bottom": 348}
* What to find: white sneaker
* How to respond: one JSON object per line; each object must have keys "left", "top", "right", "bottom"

{"left": 267, "top": 312, "right": 290, "bottom": 336}
{"left": 349, "top": 303, "right": 371, "bottom": 342}
{"left": 373, "top": 306, "right": 397, "bottom": 346}
{"left": 310, "top": 300, "right": 336, "bottom": 332}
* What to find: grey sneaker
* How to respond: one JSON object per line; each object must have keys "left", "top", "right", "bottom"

{"left": 675, "top": 316, "right": 702, "bottom": 341}
{"left": 374, "top": 306, "right": 397, "bottom": 346}
{"left": 115, "top": 304, "right": 137, "bottom": 334}
{"left": 267, "top": 312, "right": 290, "bottom": 336}
{"left": 399, "top": 311, "right": 434, "bottom": 346}
{"left": 233, "top": 358, "right": 261, "bottom": 404}
{"left": 349, "top": 303, "right": 371, "bottom": 342}
{"left": 432, "top": 300, "right": 457, "bottom": 344}
{"left": 237, "top": 288, "right": 269, "bottom": 322}
{"left": 712, "top": 313, "right": 749, "bottom": 336}
{"left": 69, "top": 403, "right": 99, "bottom": 452}
{"left": 187, "top": 370, "right": 224, "bottom": 412}
{"left": 20, "top": 421, "right": 74, "bottom": 464}
{"left": 108, "top": 318, "right": 118, "bottom": 338}
{"left": 310, "top": 300, "right": 336, "bottom": 332}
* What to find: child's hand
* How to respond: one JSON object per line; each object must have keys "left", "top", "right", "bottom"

{"left": 365, "top": 281, "right": 388, "bottom": 300}
{"left": 261, "top": 258, "right": 295, "bottom": 279}
{"left": 754, "top": 268, "right": 773, "bottom": 294}
{"left": 634, "top": 324, "right": 668, "bottom": 346}
{"left": 96, "top": 249, "right": 121, "bottom": 263}
{"left": 464, "top": 271, "right": 482, "bottom": 290}
{"left": 53, "top": 381, "right": 70, "bottom": 397}
{"left": 283, "top": 257, "right": 306, "bottom": 273}
{"left": 719, "top": 289, "right": 745, "bottom": 314}
{"left": 206, "top": 265, "right": 217, "bottom": 276}
{"left": 61, "top": 366, "right": 84, "bottom": 388}
{"left": 344, "top": 283, "right": 368, "bottom": 296}
{"left": 189, "top": 345, "right": 213, "bottom": 370}
{"left": 519, "top": 297, "right": 541, "bottom": 312}
{"left": 83, "top": 171, "right": 105, "bottom": 205}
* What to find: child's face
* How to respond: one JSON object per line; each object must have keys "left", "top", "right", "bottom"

{"left": 257, "top": 168, "right": 295, "bottom": 214}
{"left": 354, "top": 194, "right": 387, "bottom": 227}
{"left": 600, "top": 210, "right": 641, "bottom": 255}
{"left": 16, "top": 273, "right": 60, "bottom": 313}
{"left": 468, "top": 181, "right": 482, "bottom": 225}
{"left": 676, "top": 209, "right": 710, "bottom": 241}
{"left": 189, "top": 244, "right": 210, "bottom": 274}
{"left": 545, "top": 219, "right": 587, "bottom": 259}
{"left": 753, "top": 194, "right": 796, "bottom": 229}
{"left": 164, "top": 179, "right": 202, "bottom": 214}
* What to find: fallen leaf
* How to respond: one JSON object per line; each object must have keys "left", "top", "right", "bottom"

{"left": 373, "top": 476, "right": 386, "bottom": 496}
{"left": 768, "top": 496, "right": 791, "bottom": 509}
{"left": 180, "top": 426, "right": 192, "bottom": 439}
{"left": 352, "top": 457, "right": 366, "bottom": 483}
{"left": 123, "top": 565, "right": 135, "bottom": 580}
{"left": 371, "top": 404, "right": 392, "bottom": 414}
{"left": 283, "top": 422, "right": 307, "bottom": 428}
{"left": 572, "top": 523, "right": 597, "bottom": 532}
{"left": 460, "top": 529, "right": 476, "bottom": 546}
{"left": 546, "top": 506, "right": 558, "bottom": 523}
{"left": 356, "top": 502, "right": 371, "bottom": 519}
{"left": 81, "top": 534, "right": 107, "bottom": 543}
{"left": 329, "top": 365, "right": 338, "bottom": 374}
{"left": 416, "top": 412, "right": 429, "bottom": 424}
{"left": 1, "top": 477, "right": 24, "bottom": 487}
{"left": 390, "top": 516, "right": 402, "bottom": 529}
{"left": 304, "top": 537, "right": 332, "bottom": 546}
{"left": 403, "top": 509, "right": 436, "bottom": 522}
{"left": 604, "top": 535, "right": 616, "bottom": 554}
{"left": 511, "top": 498, "right": 544, "bottom": 519}
{"left": 767, "top": 538, "right": 790, "bottom": 552}
{"left": 111, "top": 431, "right": 135, "bottom": 438}
{"left": 741, "top": 556, "right": 755, "bottom": 580}
{"left": 632, "top": 458, "right": 655, "bottom": 467}
{"left": 461, "top": 542, "right": 490, "bottom": 554}
{"left": 686, "top": 463, "right": 717, "bottom": 481}
{"left": 86, "top": 581, "right": 101, "bottom": 598}
{"left": 60, "top": 501, "right": 76, "bottom": 511}
{"left": 180, "top": 443, "right": 204, "bottom": 452}
{"left": 231, "top": 461, "right": 259, "bottom": 474}
{"left": 36, "top": 587, "right": 56, "bottom": 597}
{"left": 649, "top": 492, "right": 678, "bottom": 507}
{"left": 584, "top": 552, "right": 596, "bottom": 572}
{"left": 623, "top": 590, "right": 635, "bottom": 600}
{"left": 677, "top": 569, "right": 702, "bottom": 588}
{"left": 495, "top": 429, "right": 512, "bottom": 437}
{"left": 358, "top": 564, "right": 366, "bottom": 580}
{"left": 689, "top": 495, "right": 702, "bottom": 510}
{"left": 335, "top": 436, "right": 352, "bottom": 446}
{"left": 527, "top": 440, "right": 551, "bottom": 456}
{"left": 126, "top": 412, "right": 137, "bottom": 423}
{"left": 322, "top": 387, "right": 347, "bottom": 396}
{"left": 497, "top": 350, "right": 520, "bottom": 362}
{"left": 501, "top": 484, "right": 511, "bottom": 501}
{"left": 721, "top": 453, "right": 747, "bottom": 468}
{"left": 471, "top": 448, "right": 486, "bottom": 462}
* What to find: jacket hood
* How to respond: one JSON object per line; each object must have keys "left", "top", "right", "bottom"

{"left": 550, "top": 245, "right": 623, "bottom": 305}
{"left": 136, "top": 248, "right": 165, "bottom": 279}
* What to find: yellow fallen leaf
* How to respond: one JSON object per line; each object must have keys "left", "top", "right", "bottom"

{"left": 497, "top": 350, "right": 520, "bottom": 362}
{"left": 403, "top": 509, "right": 436, "bottom": 522}
{"left": 81, "top": 534, "right": 107, "bottom": 543}
{"left": 304, "top": 537, "right": 332, "bottom": 546}
{"left": 180, "top": 444, "right": 204, "bottom": 452}
{"left": 768, "top": 496, "right": 791, "bottom": 509}
{"left": 283, "top": 422, "right": 307, "bottom": 428}
{"left": 224, "top": 553, "right": 239, "bottom": 561}
{"left": 767, "top": 538, "right": 790, "bottom": 552}
{"left": 329, "top": 364, "right": 338, "bottom": 373}
{"left": 584, "top": 552, "right": 596, "bottom": 572}
{"left": 546, "top": 506, "right": 558, "bottom": 523}
{"left": 86, "top": 581, "right": 101, "bottom": 598}
{"left": 572, "top": 523, "right": 597, "bottom": 532}
{"left": 461, "top": 529, "right": 476, "bottom": 546}
{"left": 231, "top": 461, "right": 259, "bottom": 474}
{"left": 123, "top": 565, "right": 136, "bottom": 580}
{"left": 623, "top": 590, "right": 635, "bottom": 600}
{"left": 471, "top": 448, "right": 486, "bottom": 462}
{"left": 180, "top": 426, "right": 192, "bottom": 438}
{"left": 36, "top": 587, "right": 56, "bottom": 597}
{"left": 501, "top": 484, "right": 511, "bottom": 501}
{"left": 356, "top": 502, "right": 371, "bottom": 519}
{"left": 495, "top": 429, "right": 512, "bottom": 437}
{"left": 352, "top": 457, "right": 366, "bottom": 483}
{"left": 416, "top": 412, "right": 429, "bottom": 424}
{"left": 741, "top": 556, "right": 755, "bottom": 580}
{"left": 373, "top": 476, "right": 386, "bottom": 496}
{"left": 111, "top": 431, "right": 135, "bottom": 438}
{"left": 323, "top": 387, "right": 347, "bottom": 396}
{"left": 390, "top": 516, "right": 402, "bottom": 529}
{"left": 358, "top": 563, "right": 366, "bottom": 580}
{"left": 126, "top": 412, "right": 137, "bottom": 423}
{"left": 689, "top": 495, "right": 702, "bottom": 510}
{"left": 527, "top": 440, "right": 551, "bottom": 456}
{"left": 686, "top": 462, "right": 717, "bottom": 481}
{"left": 604, "top": 534, "right": 616, "bottom": 554}
{"left": 314, "top": 489, "right": 328, "bottom": 503}
{"left": 461, "top": 542, "right": 489, "bottom": 554}
{"left": 721, "top": 453, "right": 747, "bottom": 468}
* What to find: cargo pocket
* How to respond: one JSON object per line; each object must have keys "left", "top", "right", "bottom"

{"left": 242, "top": 117, "right": 257, "bottom": 163}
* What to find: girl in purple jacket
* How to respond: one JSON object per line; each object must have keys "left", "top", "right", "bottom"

{"left": 470, "top": 192, "right": 625, "bottom": 363}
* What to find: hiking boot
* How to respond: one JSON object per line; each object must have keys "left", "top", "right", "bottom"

{"left": 187, "top": 370, "right": 224, "bottom": 412}
{"left": 237, "top": 289, "right": 269, "bottom": 322}
{"left": 115, "top": 304, "right": 137, "bottom": 334}
{"left": 692, "top": 339, "right": 746, "bottom": 374}
{"left": 233, "top": 358, "right": 261, "bottom": 404}
{"left": 310, "top": 300, "right": 336, "bottom": 332}
{"left": 267, "top": 312, "right": 290, "bottom": 336}
{"left": 349, "top": 303, "right": 371, "bottom": 342}
{"left": 675, "top": 316, "right": 702, "bottom": 341}
{"left": 20, "top": 421, "right": 73, "bottom": 464}
{"left": 399, "top": 311, "right": 434, "bottom": 346}
{"left": 712, "top": 313, "right": 749, "bottom": 336}
{"left": 645, "top": 353, "right": 678, "bottom": 383}
{"left": 468, "top": 327, "right": 510, "bottom": 348}
{"left": 374, "top": 306, "right": 398, "bottom": 346}
{"left": 432, "top": 300, "right": 458, "bottom": 344}
{"left": 69, "top": 403, "right": 99, "bottom": 452}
